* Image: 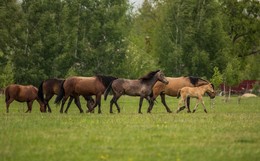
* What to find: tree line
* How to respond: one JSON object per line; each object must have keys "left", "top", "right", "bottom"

{"left": 0, "top": 0, "right": 259, "bottom": 89}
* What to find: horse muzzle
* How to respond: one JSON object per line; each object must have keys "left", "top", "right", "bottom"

{"left": 207, "top": 91, "right": 216, "bottom": 99}
{"left": 163, "top": 79, "right": 169, "bottom": 85}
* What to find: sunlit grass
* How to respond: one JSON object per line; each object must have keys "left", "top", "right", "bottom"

{"left": 0, "top": 95, "right": 259, "bottom": 161}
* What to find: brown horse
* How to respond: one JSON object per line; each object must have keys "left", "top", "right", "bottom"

{"left": 55, "top": 75, "right": 117, "bottom": 113}
{"left": 38, "top": 78, "right": 94, "bottom": 113}
{"left": 104, "top": 70, "right": 169, "bottom": 114}
{"left": 5, "top": 84, "right": 45, "bottom": 113}
{"left": 148, "top": 76, "right": 215, "bottom": 113}
{"left": 176, "top": 84, "right": 215, "bottom": 113}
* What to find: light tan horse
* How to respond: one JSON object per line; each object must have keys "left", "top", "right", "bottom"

{"left": 5, "top": 84, "right": 45, "bottom": 113}
{"left": 176, "top": 84, "right": 215, "bottom": 113}
{"left": 148, "top": 76, "right": 215, "bottom": 113}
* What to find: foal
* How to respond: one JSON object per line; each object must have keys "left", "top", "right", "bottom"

{"left": 176, "top": 84, "right": 215, "bottom": 113}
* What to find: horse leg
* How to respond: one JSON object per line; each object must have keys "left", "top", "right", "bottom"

{"left": 186, "top": 97, "right": 191, "bottom": 113}
{"left": 192, "top": 99, "right": 200, "bottom": 113}
{"left": 26, "top": 101, "right": 33, "bottom": 113}
{"left": 160, "top": 93, "right": 172, "bottom": 113}
{"left": 138, "top": 97, "right": 144, "bottom": 114}
{"left": 46, "top": 103, "right": 52, "bottom": 113}
{"left": 176, "top": 97, "right": 185, "bottom": 113}
{"left": 84, "top": 96, "right": 94, "bottom": 113}
{"left": 60, "top": 96, "right": 69, "bottom": 113}
{"left": 74, "top": 96, "right": 84, "bottom": 113}
{"left": 6, "top": 98, "right": 14, "bottom": 113}
{"left": 147, "top": 98, "right": 154, "bottom": 113}
{"left": 64, "top": 97, "right": 74, "bottom": 113}
{"left": 45, "top": 94, "right": 54, "bottom": 113}
{"left": 201, "top": 99, "right": 207, "bottom": 113}
{"left": 114, "top": 100, "right": 121, "bottom": 113}
{"left": 110, "top": 95, "right": 121, "bottom": 113}
{"left": 95, "top": 94, "right": 102, "bottom": 114}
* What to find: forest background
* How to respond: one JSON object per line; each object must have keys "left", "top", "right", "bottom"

{"left": 0, "top": 0, "right": 259, "bottom": 90}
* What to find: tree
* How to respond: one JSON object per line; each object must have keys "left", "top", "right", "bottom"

{"left": 223, "top": 58, "right": 242, "bottom": 99}
{"left": 221, "top": 0, "right": 260, "bottom": 58}
{"left": 210, "top": 67, "right": 223, "bottom": 91}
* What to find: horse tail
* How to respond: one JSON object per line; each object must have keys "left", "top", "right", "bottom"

{"left": 54, "top": 80, "right": 65, "bottom": 104}
{"left": 104, "top": 82, "right": 112, "bottom": 101}
{"left": 96, "top": 75, "right": 117, "bottom": 88}
{"left": 5, "top": 87, "right": 9, "bottom": 103}
{"left": 177, "top": 89, "right": 181, "bottom": 99}
{"left": 38, "top": 81, "right": 45, "bottom": 103}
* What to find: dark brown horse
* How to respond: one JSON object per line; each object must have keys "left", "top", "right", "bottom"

{"left": 5, "top": 84, "right": 45, "bottom": 113}
{"left": 104, "top": 70, "right": 169, "bottom": 114}
{"left": 55, "top": 75, "right": 117, "bottom": 113}
{"left": 148, "top": 76, "right": 215, "bottom": 113}
{"left": 177, "top": 84, "right": 215, "bottom": 113}
{"left": 38, "top": 78, "right": 94, "bottom": 113}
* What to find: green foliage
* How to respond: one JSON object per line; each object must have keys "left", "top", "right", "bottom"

{"left": 210, "top": 66, "right": 223, "bottom": 90}
{"left": 0, "top": 60, "right": 14, "bottom": 88}
{"left": 0, "top": 0, "right": 259, "bottom": 85}
{"left": 223, "top": 58, "right": 242, "bottom": 87}
{"left": 252, "top": 82, "right": 260, "bottom": 95}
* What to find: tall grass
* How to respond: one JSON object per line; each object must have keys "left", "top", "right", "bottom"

{"left": 0, "top": 95, "right": 259, "bottom": 161}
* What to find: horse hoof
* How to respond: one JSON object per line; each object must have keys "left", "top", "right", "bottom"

{"left": 167, "top": 110, "right": 172, "bottom": 113}
{"left": 204, "top": 110, "right": 208, "bottom": 113}
{"left": 192, "top": 110, "right": 196, "bottom": 113}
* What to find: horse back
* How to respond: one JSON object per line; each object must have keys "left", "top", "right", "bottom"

{"left": 154, "top": 77, "right": 194, "bottom": 96}
{"left": 180, "top": 86, "right": 205, "bottom": 98}
{"left": 6, "top": 84, "right": 38, "bottom": 102}
{"left": 64, "top": 76, "right": 104, "bottom": 95}
{"left": 112, "top": 79, "right": 146, "bottom": 96}
{"left": 43, "top": 78, "right": 63, "bottom": 95}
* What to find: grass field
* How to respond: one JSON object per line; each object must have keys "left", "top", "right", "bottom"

{"left": 0, "top": 95, "right": 259, "bottom": 161}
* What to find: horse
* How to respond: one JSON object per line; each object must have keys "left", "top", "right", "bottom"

{"left": 55, "top": 75, "right": 117, "bottom": 113}
{"left": 38, "top": 78, "right": 94, "bottom": 113}
{"left": 5, "top": 84, "right": 45, "bottom": 113}
{"left": 147, "top": 76, "right": 215, "bottom": 113}
{"left": 176, "top": 83, "right": 215, "bottom": 113}
{"left": 104, "top": 70, "right": 169, "bottom": 114}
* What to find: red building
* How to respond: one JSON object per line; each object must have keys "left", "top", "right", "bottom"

{"left": 220, "top": 80, "right": 260, "bottom": 94}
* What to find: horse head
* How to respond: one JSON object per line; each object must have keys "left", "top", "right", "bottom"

{"left": 205, "top": 83, "right": 215, "bottom": 99}
{"left": 156, "top": 70, "right": 169, "bottom": 84}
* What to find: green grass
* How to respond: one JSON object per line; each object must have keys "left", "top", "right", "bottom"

{"left": 0, "top": 95, "right": 259, "bottom": 161}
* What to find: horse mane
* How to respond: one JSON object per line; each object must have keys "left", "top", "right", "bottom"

{"left": 96, "top": 75, "right": 118, "bottom": 88}
{"left": 188, "top": 76, "right": 210, "bottom": 86}
{"left": 138, "top": 70, "right": 160, "bottom": 81}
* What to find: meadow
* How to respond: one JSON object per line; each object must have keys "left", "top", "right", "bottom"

{"left": 0, "top": 95, "right": 259, "bottom": 161}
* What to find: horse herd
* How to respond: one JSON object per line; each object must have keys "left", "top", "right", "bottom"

{"left": 4, "top": 70, "right": 216, "bottom": 114}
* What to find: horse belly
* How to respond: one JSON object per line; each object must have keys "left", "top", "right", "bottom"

{"left": 165, "top": 88, "right": 178, "bottom": 96}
